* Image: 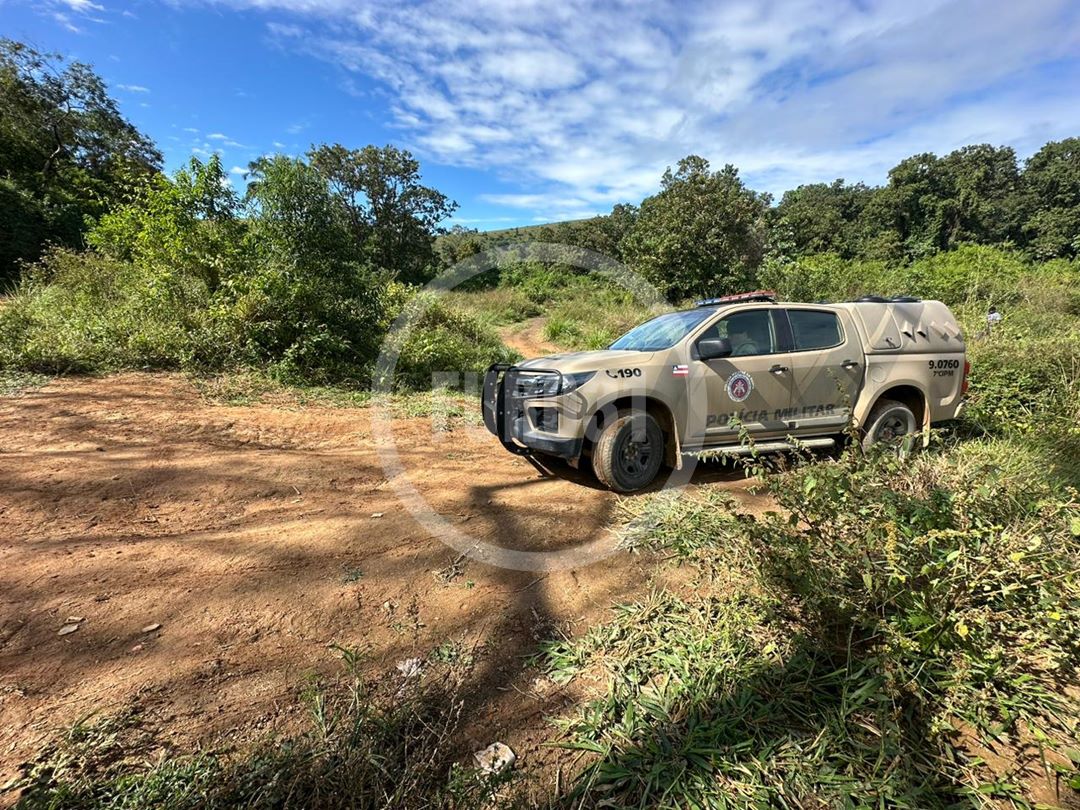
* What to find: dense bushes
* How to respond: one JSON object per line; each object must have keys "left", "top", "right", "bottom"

{"left": 757, "top": 244, "right": 1033, "bottom": 305}
{"left": 391, "top": 294, "right": 518, "bottom": 389}
{"left": 0, "top": 154, "right": 510, "bottom": 389}
{"left": 0, "top": 249, "right": 214, "bottom": 372}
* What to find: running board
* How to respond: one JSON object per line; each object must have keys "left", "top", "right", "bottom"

{"left": 683, "top": 437, "right": 836, "bottom": 459}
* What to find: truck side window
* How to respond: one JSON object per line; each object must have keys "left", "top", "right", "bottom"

{"left": 707, "top": 310, "right": 777, "bottom": 356}
{"left": 788, "top": 310, "right": 842, "bottom": 350}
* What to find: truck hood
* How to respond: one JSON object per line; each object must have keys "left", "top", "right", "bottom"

{"left": 515, "top": 349, "right": 655, "bottom": 374}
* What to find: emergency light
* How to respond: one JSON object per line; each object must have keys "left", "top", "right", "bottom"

{"left": 695, "top": 290, "right": 778, "bottom": 307}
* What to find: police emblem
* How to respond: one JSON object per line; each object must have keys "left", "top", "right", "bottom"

{"left": 725, "top": 371, "right": 754, "bottom": 402}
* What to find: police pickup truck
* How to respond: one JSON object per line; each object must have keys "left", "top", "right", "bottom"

{"left": 482, "top": 291, "right": 968, "bottom": 492}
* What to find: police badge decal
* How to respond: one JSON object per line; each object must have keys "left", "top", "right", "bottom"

{"left": 725, "top": 371, "right": 754, "bottom": 402}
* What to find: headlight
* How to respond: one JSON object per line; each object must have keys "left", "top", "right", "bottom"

{"left": 560, "top": 371, "right": 597, "bottom": 395}
{"left": 514, "top": 370, "right": 596, "bottom": 398}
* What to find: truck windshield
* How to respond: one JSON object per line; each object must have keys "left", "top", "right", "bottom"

{"left": 609, "top": 309, "right": 715, "bottom": 351}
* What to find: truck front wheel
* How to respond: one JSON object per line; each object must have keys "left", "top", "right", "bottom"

{"left": 862, "top": 398, "right": 918, "bottom": 452}
{"left": 592, "top": 410, "right": 664, "bottom": 492}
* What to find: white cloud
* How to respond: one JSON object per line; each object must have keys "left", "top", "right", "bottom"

{"left": 52, "top": 12, "right": 82, "bottom": 33}
{"left": 217, "top": 0, "right": 1080, "bottom": 219}
{"left": 58, "top": 0, "right": 104, "bottom": 11}
{"left": 117, "top": 83, "right": 150, "bottom": 93}
{"left": 230, "top": 165, "right": 248, "bottom": 175}
{"left": 207, "top": 132, "right": 230, "bottom": 140}
{"left": 272, "top": 141, "right": 286, "bottom": 148}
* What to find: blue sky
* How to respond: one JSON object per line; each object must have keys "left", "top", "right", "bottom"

{"left": 5, "top": 0, "right": 1080, "bottom": 229}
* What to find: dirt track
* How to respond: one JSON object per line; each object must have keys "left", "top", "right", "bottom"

{"left": 0, "top": 371, "right": 765, "bottom": 797}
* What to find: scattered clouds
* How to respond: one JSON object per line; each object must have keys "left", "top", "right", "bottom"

{"left": 224, "top": 0, "right": 1080, "bottom": 218}
{"left": 51, "top": 12, "right": 83, "bottom": 33}
{"left": 47, "top": 0, "right": 106, "bottom": 32}
{"left": 58, "top": 0, "right": 104, "bottom": 12}
{"left": 117, "top": 83, "right": 150, "bottom": 93}
{"left": 229, "top": 165, "right": 248, "bottom": 175}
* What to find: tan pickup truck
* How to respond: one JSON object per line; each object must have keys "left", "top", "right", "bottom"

{"left": 482, "top": 291, "right": 968, "bottom": 492}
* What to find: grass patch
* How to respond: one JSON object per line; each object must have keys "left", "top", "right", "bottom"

{"left": 445, "top": 287, "right": 542, "bottom": 328}
{"left": 541, "top": 291, "right": 659, "bottom": 351}
{"left": 540, "top": 442, "right": 1080, "bottom": 808}
{"left": 9, "top": 648, "right": 512, "bottom": 810}
{"left": 0, "top": 369, "right": 49, "bottom": 396}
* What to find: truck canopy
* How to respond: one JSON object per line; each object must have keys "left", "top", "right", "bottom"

{"left": 834, "top": 299, "right": 964, "bottom": 354}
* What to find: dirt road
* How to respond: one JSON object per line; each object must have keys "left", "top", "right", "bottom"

{"left": 0, "top": 371, "right": 764, "bottom": 796}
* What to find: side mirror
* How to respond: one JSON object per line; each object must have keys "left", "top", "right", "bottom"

{"left": 696, "top": 337, "right": 732, "bottom": 360}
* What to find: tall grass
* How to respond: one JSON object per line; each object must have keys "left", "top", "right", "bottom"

{"left": 0, "top": 250, "right": 517, "bottom": 391}
{"left": 11, "top": 648, "right": 510, "bottom": 810}
{"left": 542, "top": 442, "right": 1080, "bottom": 808}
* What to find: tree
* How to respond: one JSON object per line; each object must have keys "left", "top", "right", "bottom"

{"left": 0, "top": 39, "right": 161, "bottom": 282}
{"left": 850, "top": 145, "right": 1022, "bottom": 262}
{"left": 1020, "top": 138, "right": 1080, "bottom": 259}
{"left": 236, "top": 155, "right": 391, "bottom": 381}
{"left": 938, "top": 144, "right": 1022, "bottom": 247}
{"left": 435, "top": 225, "right": 485, "bottom": 268}
{"left": 621, "top": 156, "right": 770, "bottom": 300}
{"left": 775, "top": 180, "right": 873, "bottom": 258}
{"left": 89, "top": 155, "right": 245, "bottom": 292}
{"left": 307, "top": 144, "right": 456, "bottom": 283}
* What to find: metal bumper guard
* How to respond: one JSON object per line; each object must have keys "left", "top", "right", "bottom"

{"left": 481, "top": 364, "right": 583, "bottom": 460}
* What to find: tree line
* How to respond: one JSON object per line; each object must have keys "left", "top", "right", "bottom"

{"left": 5, "top": 37, "right": 1080, "bottom": 298}
{"left": 441, "top": 147, "right": 1080, "bottom": 300}
{"left": 2, "top": 36, "right": 1079, "bottom": 386}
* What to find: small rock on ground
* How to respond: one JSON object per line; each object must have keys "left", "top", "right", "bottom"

{"left": 473, "top": 742, "right": 516, "bottom": 775}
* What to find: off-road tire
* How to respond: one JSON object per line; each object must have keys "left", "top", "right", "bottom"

{"left": 592, "top": 410, "right": 665, "bottom": 492}
{"left": 862, "top": 398, "right": 918, "bottom": 452}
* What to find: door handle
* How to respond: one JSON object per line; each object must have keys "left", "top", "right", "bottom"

{"left": 769, "top": 364, "right": 788, "bottom": 374}
{"left": 841, "top": 359, "right": 859, "bottom": 369}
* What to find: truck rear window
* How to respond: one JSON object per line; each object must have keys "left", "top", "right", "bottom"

{"left": 788, "top": 310, "right": 842, "bottom": 350}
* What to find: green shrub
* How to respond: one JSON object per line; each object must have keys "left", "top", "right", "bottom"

{"left": 0, "top": 249, "right": 212, "bottom": 372}
{"left": 757, "top": 252, "right": 890, "bottom": 302}
{"left": 391, "top": 293, "right": 520, "bottom": 390}
{"left": 900, "top": 244, "right": 1028, "bottom": 305}
{"left": 0, "top": 154, "right": 520, "bottom": 390}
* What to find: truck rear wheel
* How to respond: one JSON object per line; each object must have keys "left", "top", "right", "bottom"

{"left": 592, "top": 410, "right": 664, "bottom": 493}
{"left": 862, "top": 398, "right": 917, "bottom": 451}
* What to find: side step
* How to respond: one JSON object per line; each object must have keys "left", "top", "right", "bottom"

{"left": 683, "top": 437, "right": 836, "bottom": 459}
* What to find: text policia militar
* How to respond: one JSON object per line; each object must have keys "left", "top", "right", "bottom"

{"left": 705, "top": 403, "right": 836, "bottom": 428}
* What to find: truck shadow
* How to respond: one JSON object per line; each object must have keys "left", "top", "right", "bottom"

{"left": 523, "top": 452, "right": 780, "bottom": 493}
